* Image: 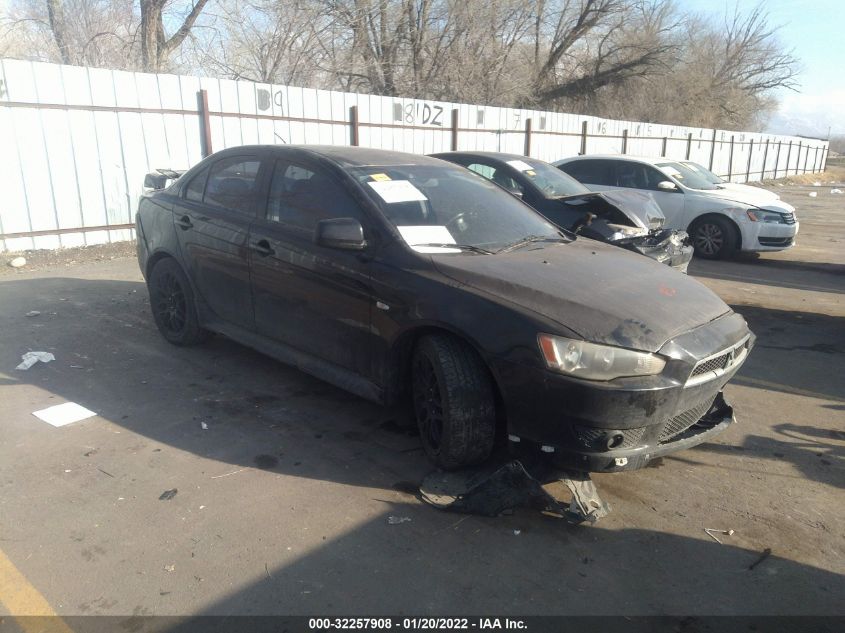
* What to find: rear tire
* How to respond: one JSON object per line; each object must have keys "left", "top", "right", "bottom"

{"left": 691, "top": 216, "right": 737, "bottom": 259}
{"left": 148, "top": 258, "right": 210, "bottom": 346}
{"left": 411, "top": 334, "right": 496, "bottom": 470}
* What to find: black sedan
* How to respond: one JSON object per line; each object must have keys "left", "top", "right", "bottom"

{"left": 136, "top": 145, "right": 753, "bottom": 473}
{"left": 432, "top": 151, "right": 693, "bottom": 272}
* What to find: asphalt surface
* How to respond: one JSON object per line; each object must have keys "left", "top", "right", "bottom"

{"left": 0, "top": 185, "right": 843, "bottom": 618}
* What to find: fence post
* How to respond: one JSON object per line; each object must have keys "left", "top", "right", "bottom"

{"left": 803, "top": 144, "right": 810, "bottom": 173}
{"left": 728, "top": 135, "right": 735, "bottom": 181}
{"left": 661, "top": 136, "right": 667, "bottom": 157}
{"left": 197, "top": 89, "right": 212, "bottom": 158}
{"left": 524, "top": 118, "right": 532, "bottom": 156}
{"left": 685, "top": 133, "right": 692, "bottom": 159}
{"left": 812, "top": 146, "right": 819, "bottom": 173}
{"left": 450, "top": 109, "right": 459, "bottom": 151}
{"left": 746, "top": 139, "right": 754, "bottom": 181}
{"left": 580, "top": 121, "right": 588, "bottom": 155}
{"left": 821, "top": 146, "right": 829, "bottom": 171}
{"left": 622, "top": 129, "right": 628, "bottom": 154}
{"left": 774, "top": 142, "right": 782, "bottom": 179}
{"left": 785, "top": 141, "right": 793, "bottom": 177}
{"left": 349, "top": 105, "right": 359, "bottom": 146}
{"left": 761, "top": 139, "right": 770, "bottom": 180}
{"left": 708, "top": 129, "right": 718, "bottom": 170}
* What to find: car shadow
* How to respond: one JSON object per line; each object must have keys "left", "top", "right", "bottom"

{"left": 688, "top": 258, "right": 845, "bottom": 295}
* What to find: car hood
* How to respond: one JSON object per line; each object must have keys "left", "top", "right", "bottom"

{"left": 715, "top": 182, "right": 780, "bottom": 201}
{"left": 432, "top": 239, "right": 731, "bottom": 352}
{"left": 694, "top": 186, "right": 795, "bottom": 213}
{"left": 560, "top": 190, "right": 665, "bottom": 231}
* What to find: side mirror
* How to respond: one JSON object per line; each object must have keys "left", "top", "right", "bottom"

{"left": 315, "top": 218, "right": 367, "bottom": 250}
{"left": 657, "top": 181, "right": 679, "bottom": 192}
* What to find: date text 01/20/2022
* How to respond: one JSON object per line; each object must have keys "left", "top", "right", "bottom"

{"left": 308, "top": 618, "right": 527, "bottom": 629}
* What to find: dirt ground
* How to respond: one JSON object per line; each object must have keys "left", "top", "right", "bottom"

{"left": 0, "top": 184, "right": 843, "bottom": 619}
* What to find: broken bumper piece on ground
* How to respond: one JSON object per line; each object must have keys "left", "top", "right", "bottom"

{"left": 420, "top": 460, "right": 610, "bottom": 525}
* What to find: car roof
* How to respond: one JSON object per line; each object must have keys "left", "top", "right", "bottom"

{"left": 214, "top": 144, "right": 446, "bottom": 168}
{"left": 555, "top": 154, "right": 681, "bottom": 165}
{"left": 432, "top": 151, "right": 542, "bottom": 163}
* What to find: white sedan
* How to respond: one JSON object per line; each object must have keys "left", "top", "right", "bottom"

{"left": 554, "top": 154, "right": 798, "bottom": 259}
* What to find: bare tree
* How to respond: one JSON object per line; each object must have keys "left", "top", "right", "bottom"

{"left": 139, "top": 0, "right": 210, "bottom": 72}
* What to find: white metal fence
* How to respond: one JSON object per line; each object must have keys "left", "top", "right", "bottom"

{"left": 0, "top": 58, "right": 829, "bottom": 252}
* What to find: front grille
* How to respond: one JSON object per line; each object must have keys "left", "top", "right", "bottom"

{"left": 573, "top": 425, "right": 646, "bottom": 450}
{"left": 686, "top": 336, "right": 750, "bottom": 386}
{"left": 659, "top": 395, "right": 718, "bottom": 443}
{"left": 691, "top": 353, "right": 730, "bottom": 377}
{"left": 758, "top": 236, "right": 794, "bottom": 246}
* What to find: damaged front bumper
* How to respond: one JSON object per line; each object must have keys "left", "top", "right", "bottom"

{"left": 512, "top": 391, "right": 734, "bottom": 472}
{"left": 621, "top": 229, "right": 694, "bottom": 273}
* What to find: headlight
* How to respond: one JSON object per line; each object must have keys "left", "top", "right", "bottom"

{"left": 746, "top": 208, "right": 786, "bottom": 223}
{"left": 538, "top": 334, "right": 666, "bottom": 381}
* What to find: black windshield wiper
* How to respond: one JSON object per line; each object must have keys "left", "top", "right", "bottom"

{"left": 413, "top": 243, "right": 494, "bottom": 255}
{"left": 497, "top": 233, "right": 569, "bottom": 254}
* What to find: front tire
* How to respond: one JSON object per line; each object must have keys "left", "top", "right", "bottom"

{"left": 148, "top": 258, "right": 210, "bottom": 346}
{"left": 411, "top": 334, "right": 496, "bottom": 470}
{"left": 691, "top": 216, "right": 737, "bottom": 259}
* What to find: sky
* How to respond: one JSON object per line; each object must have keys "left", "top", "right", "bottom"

{"left": 680, "top": 0, "right": 844, "bottom": 138}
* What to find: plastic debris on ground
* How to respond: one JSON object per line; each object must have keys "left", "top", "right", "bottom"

{"left": 201, "top": 421, "right": 208, "bottom": 430}
{"left": 25, "top": 311, "right": 41, "bottom": 317}
{"left": 159, "top": 489, "right": 178, "bottom": 501}
{"left": 16, "top": 351, "right": 55, "bottom": 370}
{"left": 704, "top": 528, "right": 735, "bottom": 544}
{"left": 387, "top": 516, "right": 412, "bottom": 525}
{"left": 420, "top": 459, "right": 610, "bottom": 525}
{"left": 8, "top": 257, "right": 26, "bottom": 268}
{"left": 808, "top": 192, "right": 818, "bottom": 197}
{"left": 813, "top": 181, "right": 821, "bottom": 186}
{"left": 831, "top": 188, "right": 843, "bottom": 194}
{"left": 32, "top": 402, "right": 96, "bottom": 427}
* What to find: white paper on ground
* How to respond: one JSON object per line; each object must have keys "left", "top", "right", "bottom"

{"left": 397, "top": 225, "right": 460, "bottom": 253}
{"left": 506, "top": 160, "right": 535, "bottom": 172}
{"left": 368, "top": 180, "right": 427, "bottom": 203}
{"left": 32, "top": 402, "right": 97, "bottom": 427}
{"left": 16, "top": 351, "right": 56, "bottom": 370}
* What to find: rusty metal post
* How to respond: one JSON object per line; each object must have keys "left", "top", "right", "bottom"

{"left": 746, "top": 139, "right": 754, "bottom": 181}
{"left": 450, "top": 108, "right": 459, "bottom": 151}
{"left": 349, "top": 105, "right": 359, "bottom": 146}
{"left": 785, "top": 141, "right": 793, "bottom": 176}
{"left": 728, "top": 135, "right": 735, "bottom": 181}
{"left": 661, "top": 136, "right": 668, "bottom": 157}
{"left": 197, "top": 89, "right": 213, "bottom": 157}
{"left": 803, "top": 144, "right": 810, "bottom": 173}
{"left": 761, "top": 140, "right": 770, "bottom": 179}
{"left": 685, "top": 132, "right": 693, "bottom": 159}
{"left": 621, "top": 129, "right": 628, "bottom": 154}
{"left": 774, "top": 142, "right": 782, "bottom": 179}
{"left": 708, "top": 129, "right": 718, "bottom": 170}
{"left": 524, "top": 118, "right": 532, "bottom": 156}
{"left": 580, "top": 120, "right": 588, "bottom": 155}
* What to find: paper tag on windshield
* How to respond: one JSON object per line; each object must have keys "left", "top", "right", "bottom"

{"left": 368, "top": 180, "right": 427, "bottom": 203}
{"left": 397, "top": 225, "right": 455, "bottom": 246}
{"left": 370, "top": 173, "right": 391, "bottom": 182}
{"left": 507, "top": 160, "right": 534, "bottom": 172}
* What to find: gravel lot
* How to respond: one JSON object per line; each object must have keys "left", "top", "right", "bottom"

{"left": 1, "top": 184, "right": 842, "bottom": 618}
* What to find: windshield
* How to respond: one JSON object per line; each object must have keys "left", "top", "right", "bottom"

{"left": 348, "top": 164, "right": 562, "bottom": 253}
{"left": 505, "top": 158, "right": 590, "bottom": 198}
{"left": 657, "top": 161, "right": 719, "bottom": 190}
{"left": 682, "top": 161, "right": 724, "bottom": 184}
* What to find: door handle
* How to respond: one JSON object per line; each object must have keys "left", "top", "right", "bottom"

{"left": 176, "top": 215, "right": 193, "bottom": 230}
{"left": 251, "top": 239, "right": 275, "bottom": 256}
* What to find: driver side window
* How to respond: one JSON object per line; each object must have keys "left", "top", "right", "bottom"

{"left": 468, "top": 162, "right": 524, "bottom": 195}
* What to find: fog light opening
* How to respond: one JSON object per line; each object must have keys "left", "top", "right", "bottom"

{"left": 607, "top": 433, "right": 624, "bottom": 450}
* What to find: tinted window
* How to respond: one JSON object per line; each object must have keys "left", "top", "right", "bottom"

{"left": 185, "top": 167, "right": 208, "bottom": 202}
{"left": 612, "top": 161, "right": 667, "bottom": 190}
{"left": 559, "top": 160, "right": 614, "bottom": 186}
{"left": 266, "top": 160, "right": 362, "bottom": 231}
{"left": 467, "top": 162, "right": 524, "bottom": 195}
{"left": 204, "top": 156, "right": 261, "bottom": 214}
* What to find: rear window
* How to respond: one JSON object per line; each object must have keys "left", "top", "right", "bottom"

{"left": 558, "top": 160, "right": 614, "bottom": 186}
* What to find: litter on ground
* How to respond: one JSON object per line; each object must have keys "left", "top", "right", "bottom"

{"left": 32, "top": 401, "right": 96, "bottom": 427}
{"left": 16, "top": 351, "right": 55, "bottom": 370}
{"left": 387, "top": 516, "right": 412, "bottom": 524}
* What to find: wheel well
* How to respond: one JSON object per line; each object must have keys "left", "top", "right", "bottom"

{"left": 688, "top": 213, "right": 742, "bottom": 250}
{"left": 385, "top": 326, "right": 508, "bottom": 444}
{"left": 145, "top": 251, "right": 174, "bottom": 280}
